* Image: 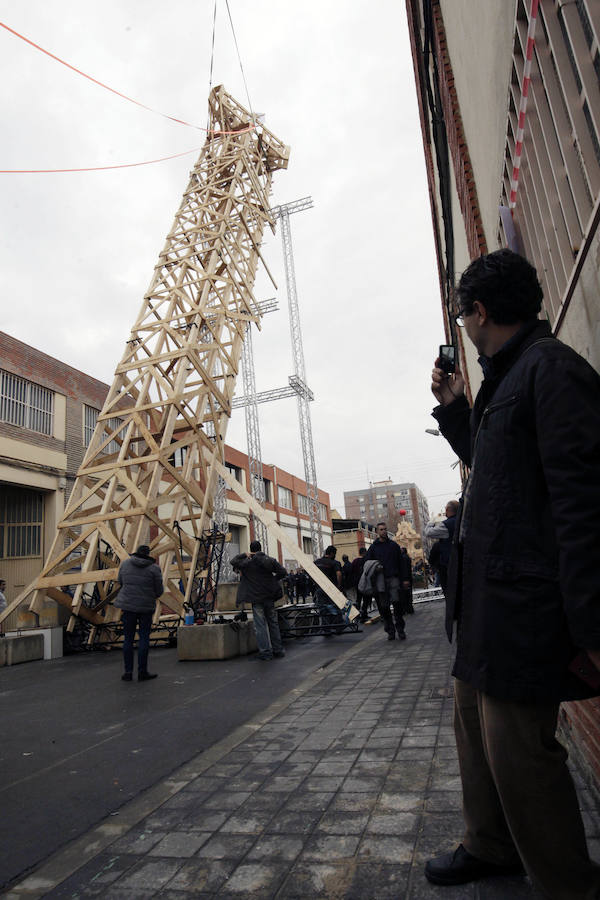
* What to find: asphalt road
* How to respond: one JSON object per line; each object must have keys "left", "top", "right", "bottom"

{"left": 0, "top": 627, "right": 369, "bottom": 890}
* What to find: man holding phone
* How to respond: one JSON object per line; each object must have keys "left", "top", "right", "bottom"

{"left": 425, "top": 249, "right": 600, "bottom": 898}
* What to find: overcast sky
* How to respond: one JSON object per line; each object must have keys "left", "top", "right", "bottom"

{"left": 0, "top": 1, "right": 462, "bottom": 519}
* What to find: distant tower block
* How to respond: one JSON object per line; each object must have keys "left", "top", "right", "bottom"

{"left": 18, "top": 86, "right": 289, "bottom": 630}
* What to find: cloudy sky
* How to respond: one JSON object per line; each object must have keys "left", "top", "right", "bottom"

{"left": 0, "top": 0, "right": 462, "bottom": 518}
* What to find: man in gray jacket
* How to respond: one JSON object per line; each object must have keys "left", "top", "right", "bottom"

{"left": 231, "top": 541, "right": 287, "bottom": 661}
{"left": 114, "top": 545, "right": 163, "bottom": 682}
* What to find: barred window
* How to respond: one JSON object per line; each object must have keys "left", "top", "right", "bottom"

{"left": 297, "top": 494, "right": 309, "bottom": 515}
{"left": 0, "top": 486, "right": 43, "bottom": 559}
{"left": 0, "top": 370, "right": 53, "bottom": 435}
{"left": 84, "top": 405, "right": 123, "bottom": 455}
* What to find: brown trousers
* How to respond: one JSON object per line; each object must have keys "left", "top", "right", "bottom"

{"left": 454, "top": 678, "right": 600, "bottom": 899}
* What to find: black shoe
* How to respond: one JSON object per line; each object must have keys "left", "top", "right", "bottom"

{"left": 121, "top": 672, "right": 133, "bottom": 682}
{"left": 253, "top": 654, "right": 273, "bottom": 660}
{"left": 387, "top": 633, "right": 396, "bottom": 641}
{"left": 273, "top": 651, "right": 286, "bottom": 658}
{"left": 425, "top": 844, "right": 526, "bottom": 886}
{"left": 398, "top": 632, "right": 407, "bottom": 640}
{"left": 138, "top": 671, "right": 158, "bottom": 681}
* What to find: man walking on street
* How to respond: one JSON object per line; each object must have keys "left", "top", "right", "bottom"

{"left": 231, "top": 541, "right": 287, "bottom": 661}
{"left": 425, "top": 248, "right": 600, "bottom": 898}
{"left": 114, "top": 545, "right": 164, "bottom": 682}
{"left": 364, "top": 523, "right": 411, "bottom": 641}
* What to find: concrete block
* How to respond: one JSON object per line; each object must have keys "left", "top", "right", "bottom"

{"left": 2, "top": 634, "right": 44, "bottom": 667}
{"left": 8, "top": 626, "right": 63, "bottom": 660}
{"left": 237, "top": 620, "right": 257, "bottom": 655}
{"left": 177, "top": 623, "right": 240, "bottom": 660}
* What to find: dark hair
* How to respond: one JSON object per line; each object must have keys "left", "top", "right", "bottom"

{"left": 456, "top": 249, "right": 543, "bottom": 325}
{"left": 325, "top": 545, "right": 337, "bottom": 557}
{"left": 342, "top": 554, "right": 349, "bottom": 562}
{"left": 135, "top": 544, "right": 151, "bottom": 557}
{"left": 359, "top": 547, "right": 366, "bottom": 555}
{"left": 376, "top": 521, "right": 387, "bottom": 528}
{"left": 249, "top": 540, "right": 262, "bottom": 552}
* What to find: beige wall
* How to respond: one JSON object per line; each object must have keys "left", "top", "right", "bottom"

{"left": 440, "top": 0, "right": 516, "bottom": 248}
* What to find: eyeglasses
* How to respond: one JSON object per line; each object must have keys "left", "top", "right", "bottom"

{"left": 454, "top": 308, "right": 470, "bottom": 327}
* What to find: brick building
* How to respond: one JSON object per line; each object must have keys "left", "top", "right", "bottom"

{"left": 0, "top": 332, "right": 332, "bottom": 627}
{"left": 344, "top": 479, "right": 430, "bottom": 543}
{"left": 405, "top": 0, "right": 600, "bottom": 793}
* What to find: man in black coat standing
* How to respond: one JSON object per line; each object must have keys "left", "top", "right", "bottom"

{"left": 231, "top": 540, "right": 287, "bottom": 660}
{"left": 364, "top": 523, "right": 412, "bottom": 641}
{"left": 114, "top": 544, "right": 164, "bottom": 682}
{"left": 425, "top": 249, "right": 600, "bottom": 898}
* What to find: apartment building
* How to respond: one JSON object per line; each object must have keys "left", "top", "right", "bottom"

{"left": 0, "top": 331, "right": 332, "bottom": 626}
{"left": 343, "top": 479, "right": 430, "bottom": 541}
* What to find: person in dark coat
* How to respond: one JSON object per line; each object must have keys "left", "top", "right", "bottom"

{"left": 313, "top": 545, "right": 344, "bottom": 636}
{"left": 231, "top": 540, "right": 287, "bottom": 660}
{"left": 399, "top": 547, "right": 414, "bottom": 614}
{"left": 350, "top": 547, "right": 370, "bottom": 621}
{"left": 114, "top": 544, "right": 164, "bottom": 682}
{"left": 425, "top": 249, "right": 600, "bottom": 898}
{"left": 364, "top": 523, "right": 412, "bottom": 640}
{"left": 424, "top": 500, "right": 459, "bottom": 596}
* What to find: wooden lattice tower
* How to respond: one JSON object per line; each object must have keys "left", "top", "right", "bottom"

{"left": 14, "top": 86, "right": 290, "bottom": 632}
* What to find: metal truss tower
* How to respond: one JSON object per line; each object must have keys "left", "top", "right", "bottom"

{"left": 271, "top": 197, "right": 323, "bottom": 557}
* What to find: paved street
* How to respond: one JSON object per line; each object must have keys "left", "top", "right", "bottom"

{"left": 4, "top": 601, "right": 600, "bottom": 899}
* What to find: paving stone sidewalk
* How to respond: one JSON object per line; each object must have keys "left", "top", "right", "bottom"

{"left": 7, "top": 601, "right": 600, "bottom": 899}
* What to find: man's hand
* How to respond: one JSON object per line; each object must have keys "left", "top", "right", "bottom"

{"left": 431, "top": 359, "right": 465, "bottom": 407}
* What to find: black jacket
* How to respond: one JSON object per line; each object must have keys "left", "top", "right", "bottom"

{"left": 114, "top": 554, "right": 164, "bottom": 614}
{"left": 231, "top": 551, "right": 287, "bottom": 606}
{"left": 365, "top": 538, "right": 411, "bottom": 581}
{"left": 434, "top": 320, "right": 600, "bottom": 702}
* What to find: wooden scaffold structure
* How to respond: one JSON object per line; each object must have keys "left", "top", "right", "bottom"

{"left": 2, "top": 86, "right": 356, "bottom": 639}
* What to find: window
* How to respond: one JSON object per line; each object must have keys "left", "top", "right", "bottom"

{"left": 224, "top": 462, "right": 242, "bottom": 482}
{"left": 262, "top": 478, "right": 272, "bottom": 503}
{"left": 501, "top": 0, "right": 600, "bottom": 318}
{"left": 0, "top": 486, "right": 43, "bottom": 558}
{"left": 278, "top": 485, "right": 293, "bottom": 509}
{"left": 1, "top": 370, "right": 53, "bottom": 435}
{"left": 169, "top": 447, "right": 187, "bottom": 468}
{"left": 297, "top": 494, "right": 309, "bottom": 515}
{"left": 302, "top": 536, "right": 313, "bottom": 555}
{"left": 84, "top": 406, "right": 123, "bottom": 455}
{"left": 319, "top": 502, "right": 328, "bottom": 521}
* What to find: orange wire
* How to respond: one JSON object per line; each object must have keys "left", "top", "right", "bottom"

{"left": 0, "top": 20, "right": 257, "bottom": 137}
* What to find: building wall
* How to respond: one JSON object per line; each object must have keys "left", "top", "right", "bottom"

{"left": 1, "top": 332, "right": 333, "bottom": 622}
{"left": 344, "top": 481, "right": 429, "bottom": 542}
{"left": 407, "top": 0, "right": 600, "bottom": 797}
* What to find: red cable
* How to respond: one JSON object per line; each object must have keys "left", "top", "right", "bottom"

{"left": 0, "top": 20, "right": 257, "bottom": 137}
{"left": 0, "top": 147, "right": 201, "bottom": 174}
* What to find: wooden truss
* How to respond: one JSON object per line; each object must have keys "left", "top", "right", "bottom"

{"left": 3, "top": 86, "right": 358, "bottom": 633}
{"left": 7, "top": 87, "right": 292, "bottom": 630}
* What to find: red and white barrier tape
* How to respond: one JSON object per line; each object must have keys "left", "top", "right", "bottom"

{"left": 509, "top": 0, "right": 539, "bottom": 210}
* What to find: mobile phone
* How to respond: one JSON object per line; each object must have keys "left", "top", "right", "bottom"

{"left": 439, "top": 344, "right": 456, "bottom": 375}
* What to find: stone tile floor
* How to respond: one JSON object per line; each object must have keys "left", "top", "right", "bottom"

{"left": 7, "top": 602, "right": 600, "bottom": 899}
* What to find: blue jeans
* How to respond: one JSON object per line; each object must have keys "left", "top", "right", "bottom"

{"left": 121, "top": 610, "right": 152, "bottom": 674}
{"left": 252, "top": 600, "right": 283, "bottom": 657}
{"left": 315, "top": 589, "right": 344, "bottom": 632}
